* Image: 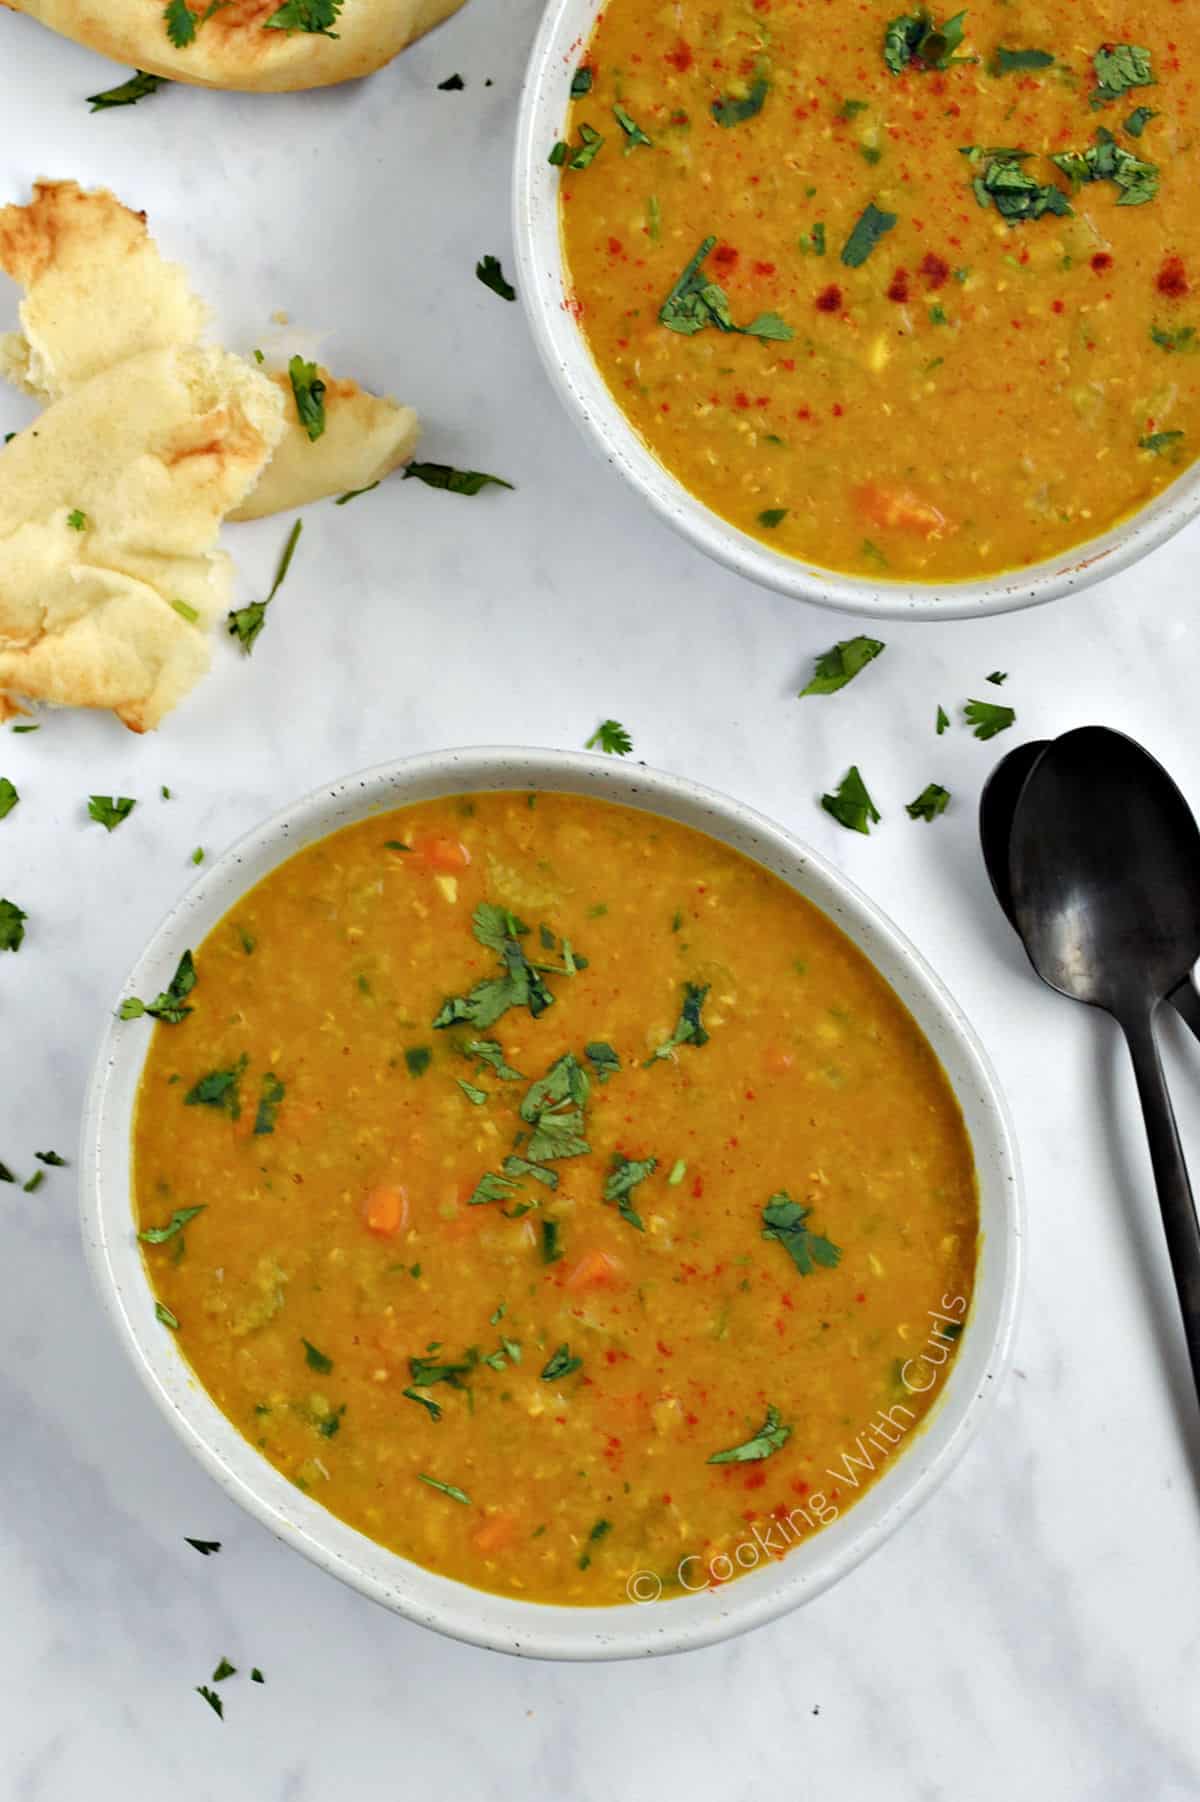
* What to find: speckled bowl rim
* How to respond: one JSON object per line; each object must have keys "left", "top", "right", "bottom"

{"left": 511, "top": 0, "right": 1200, "bottom": 621}
{"left": 80, "top": 747, "right": 1023, "bottom": 1660}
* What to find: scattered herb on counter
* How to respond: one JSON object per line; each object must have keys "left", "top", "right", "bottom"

{"left": 138, "top": 1204, "right": 206, "bottom": 1245}
{"left": 584, "top": 1041, "right": 621, "bottom": 1083}
{"left": 334, "top": 481, "right": 380, "bottom": 505}
{"left": 228, "top": 518, "right": 302, "bottom": 653}
{"left": 184, "top": 1537, "right": 221, "bottom": 1555}
{"left": 265, "top": 0, "right": 343, "bottom": 34}
{"left": 119, "top": 948, "right": 197, "bottom": 1024}
{"left": 986, "top": 671, "right": 1007, "bottom": 685}
{"left": 465, "top": 1039, "right": 524, "bottom": 1081}
{"left": 964, "top": 699, "right": 1016, "bottom": 739}
{"left": 0, "top": 778, "right": 17, "bottom": 820}
{"left": 906, "top": 782, "right": 951, "bottom": 822}
{"left": 0, "top": 1162, "right": 13, "bottom": 1182}
{"left": 438, "top": 73, "right": 465, "bottom": 90}
{"left": 840, "top": 201, "right": 899, "bottom": 267}
{"left": 585, "top": 718, "right": 633, "bottom": 755}
{"left": 191, "top": 847, "right": 205, "bottom": 864}
{"left": 251, "top": 1669, "right": 265, "bottom": 1684}
{"left": 476, "top": 254, "right": 516, "bottom": 301}
{"left": 211, "top": 1658, "right": 236, "bottom": 1683}
{"left": 288, "top": 356, "right": 327, "bottom": 442}
{"left": 417, "top": 1473, "right": 471, "bottom": 1504}
{"left": 1090, "top": 43, "right": 1154, "bottom": 110}
{"left": 645, "top": 981, "right": 710, "bottom": 1065}
{"left": 35, "top": 1151, "right": 67, "bottom": 1166}
{"left": 303, "top": 1338, "right": 333, "bottom": 1375}
{"left": 707, "top": 1403, "right": 791, "bottom": 1464}
{"left": 821, "top": 766, "right": 881, "bottom": 834}
{"left": 88, "top": 69, "right": 170, "bottom": 109}
{"left": 604, "top": 1153, "right": 655, "bottom": 1230}
{"left": 0, "top": 898, "right": 28, "bottom": 951}
{"left": 936, "top": 705, "right": 951, "bottom": 734}
{"left": 800, "top": 635, "right": 885, "bottom": 696}
{"left": 761, "top": 1194, "right": 842, "bottom": 1274}
{"left": 88, "top": 794, "right": 136, "bottom": 832}
{"left": 195, "top": 1683, "right": 224, "bottom": 1720}
{"left": 613, "top": 103, "right": 652, "bottom": 148}
{"left": 403, "top": 461, "right": 514, "bottom": 496}
{"left": 12, "top": 724, "right": 39, "bottom": 733}
{"left": 712, "top": 72, "right": 769, "bottom": 127}
{"left": 23, "top": 1170, "right": 43, "bottom": 1194}
{"left": 989, "top": 47, "right": 1054, "bottom": 75}
{"left": 184, "top": 1055, "right": 248, "bottom": 1118}
{"left": 541, "top": 1344, "right": 583, "bottom": 1381}
{"left": 254, "top": 1071, "right": 286, "bottom": 1135}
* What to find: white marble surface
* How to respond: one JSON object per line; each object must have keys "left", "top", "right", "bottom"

{"left": 1, "top": 4, "right": 1199, "bottom": 1795}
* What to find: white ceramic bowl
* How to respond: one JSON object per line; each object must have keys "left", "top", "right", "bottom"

{"left": 512, "top": 0, "right": 1200, "bottom": 620}
{"left": 81, "top": 748, "right": 1022, "bottom": 1659}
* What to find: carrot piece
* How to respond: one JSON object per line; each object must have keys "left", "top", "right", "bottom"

{"left": 412, "top": 835, "right": 472, "bottom": 873}
{"left": 362, "top": 1183, "right": 408, "bottom": 1236}
{"left": 565, "top": 1248, "right": 622, "bottom": 1290}
{"left": 854, "top": 483, "right": 949, "bottom": 538}
{"left": 473, "top": 1513, "right": 519, "bottom": 1556}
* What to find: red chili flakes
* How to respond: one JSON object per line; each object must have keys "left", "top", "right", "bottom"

{"left": 734, "top": 390, "right": 752, "bottom": 410}
{"left": 692, "top": 1176, "right": 704, "bottom": 1197}
{"left": 1157, "top": 256, "right": 1189, "bottom": 299}
{"left": 919, "top": 251, "right": 950, "bottom": 289}
{"left": 1051, "top": 299, "right": 1065, "bottom": 314}
{"left": 743, "top": 1471, "right": 767, "bottom": 1490}
{"left": 665, "top": 40, "right": 693, "bottom": 71}
{"left": 790, "top": 1477, "right": 810, "bottom": 1496}
{"left": 815, "top": 283, "right": 842, "bottom": 312}
{"left": 886, "top": 268, "right": 910, "bottom": 303}
{"left": 753, "top": 260, "right": 776, "bottom": 276}
{"left": 607, "top": 237, "right": 623, "bottom": 256}
{"left": 832, "top": 402, "right": 844, "bottom": 416}
{"left": 1091, "top": 252, "right": 1113, "bottom": 274}
{"left": 656, "top": 1340, "right": 673, "bottom": 1358}
{"left": 712, "top": 243, "right": 739, "bottom": 271}
{"left": 855, "top": 1290, "right": 866, "bottom": 1303}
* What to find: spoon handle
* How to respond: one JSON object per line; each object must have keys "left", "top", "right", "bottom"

{"left": 1169, "top": 975, "right": 1200, "bottom": 1045}
{"left": 1123, "top": 1011, "right": 1200, "bottom": 1399}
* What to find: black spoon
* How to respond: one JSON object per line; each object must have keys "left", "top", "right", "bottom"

{"left": 980, "top": 737, "right": 1200, "bottom": 1039}
{"left": 1007, "top": 725, "right": 1200, "bottom": 1398}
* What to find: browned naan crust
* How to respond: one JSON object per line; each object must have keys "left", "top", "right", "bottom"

{"left": 2, "top": 0, "right": 469, "bottom": 92}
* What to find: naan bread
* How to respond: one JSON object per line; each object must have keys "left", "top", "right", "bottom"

{"left": 0, "top": 0, "right": 468, "bottom": 92}
{"left": 0, "top": 345, "right": 285, "bottom": 730}
{"left": 0, "top": 182, "right": 422, "bottom": 512}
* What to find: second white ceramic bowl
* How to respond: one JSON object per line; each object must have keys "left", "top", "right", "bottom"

{"left": 81, "top": 748, "right": 1022, "bottom": 1659}
{"left": 512, "top": 0, "right": 1200, "bottom": 620}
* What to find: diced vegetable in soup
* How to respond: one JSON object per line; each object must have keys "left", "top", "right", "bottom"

{"left": 556, "top": 1, "right": 1200, "bottom": 582}
{"left": 133, "top": 793, "right": 977, "bottom": 1604}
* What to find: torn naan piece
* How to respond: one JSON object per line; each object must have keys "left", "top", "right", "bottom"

{"left": 0, "top": 345, "right": 285, "bottom": 730}
{"left": 0, "top": 181, "right": 421, "bottom": 513}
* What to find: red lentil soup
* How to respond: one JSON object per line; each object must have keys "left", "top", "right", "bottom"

{"left": 133, "top": 792, "right": 977, "bottom": 1605}
{"left": 557, "top": 2, "right": 1200, "bottom": 583}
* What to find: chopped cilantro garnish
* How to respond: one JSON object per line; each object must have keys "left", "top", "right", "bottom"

{"left": 465, "top": 1039, "right": 524, "bottom": 1081}
{"left": 520, "top": 1052, "right": 591, "bottom": 1162}
{"left": 586, "top": 718, "right": 633, "bottom": 755}
{"left": 820, "top": 766, "right": 880, "bottom": 834}
{"left": 89, "top": 69, "right": 170, "bottom": 109}
{"left": 613, "top": 103, "right": 652, "bottom": 148}
{"left": 990, "top": 47, "right": 1054, "bottom": 75}
{"left": 540, "top": 1344, "right": 582, "bottom": 1381}
{"left": 541, "top": 1218, "right": 563, "bottom": 1263}
{"left": 883, "top": 10, "right": 973, "bottom": 75}
{"left": 184, "top": 1055, "right": 248, "bottom": 1118}
{"left": 761, "top": 1193, "right": 842, "bottom": 1274}
{"left": 303, "top": 1339, "right": 333, "bottom": 1374}
{"left": 961, "top": 147, "right": 1071, "bottom": 221}
{"left": 1052, "top": 128, "right": 1158, "bottom": 206}
{"left": 264, "top": 0, "right": 343, "bottom": 35}
{"left": 660, "top": 238, "right": 792, "bottom": 339}
{"left": 707, "top": 1403, "right": 791, "bottom": 1464}
{"left": 584, "top": 1041, "right": 621, "bottom": 1083}
{"left": 906, "top": 783, "right": 951, "bottom": 822}
{"left": 604, "top": 1152, "right": 655, "bottom": 1230}
{"left": 758, "top": 508, "right": 788, "bottom": 528}
{"left": 1090, "top": 43, "right": 1154, "bottom": 110}
{"left": 645, "top": 982, "right": 710, "bottom": 1065}
{"left": 405, "top": 1045, "right": 432, "bottom": 1077}
{"left": 403, "top": 1387, "right": 442, "bottom": 1421}
{"left": 403, "top": 462, "right": 514, "bottom": 496}
{"left": 1139, "top": 430, "right": 1185, "bottom": 455}
{"left": 579, "top": 1516, "right": 612, "bottom": 1567}
{"left": 434, "top": 903, "right": 563, "bottom": 1032}
{"left": 139, "top": 1204, "right": 206, "bottom": 1245}
{"left": 228, "top": 518, "right": 302, "bottom": 653}
{"left": 841, "top": 202, "right": 898, "bottom": 267}
{"left": 476, "top": 254, "right": 516, "bottom": 301}
{"left": 799, "top": 222, "right": 827, "bottom": 256}
{"left": 800, "top": 635, "right": 885, "bottom": 696}
{"left": 964, "top": 698, "right": 1016, "bottom": 739}
{"left": 712, "top": 73, "right": 769, "bottom": 127}
{"left": 119, "top": 948, "right": 197, "bottom": 1024}
{"left": 558, "top": 121, "right": 605, "bottom": 169}
{"left": 416, "top": 1473, "right": 471, "bottom": 1504}
{"left": 502, "top": 1154, "right": 558, "bottom": 1188}
{"left": 1124, "top": 105, "right": 1157, "bottom": 137}
{"left": 288, "top": 357, "right": 326, "bottom": 441}
{"left": 164, "top": 0, "right": 208, "bottom": 48}
{"left": 570, "top": 66, "right": 593, "bottom": 97}
{"left": 88, "top": 795, "right": 136, "bottom": 832}
{"left": 254, "top": 1071, "right": 285, "bottom": 1135}
{"left": 469, "top": 1171, "right": 520, "bottom": 1206}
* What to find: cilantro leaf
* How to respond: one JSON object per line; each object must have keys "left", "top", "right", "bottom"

{"left": 883, "top": 10, "right": 973, "bottom": 75}
{"left": 228, "top": 518, "right": 302, "bottom": 653}
{"left": 585, "top": 718, "right": 633, "bottom": 756}
{"left": 88, "top": 795, "right": 136, "bottom": 832}
{"left": 604, "top": 1152, "right": 656, "bottom": 1230}
{"left": 0, "top": 778, "right": 18, "bottom": 821}
{"left": 138, "top": 1204, "right": 206, "bottom": 1245}
{"left": 404, "top": 1388, "right": 442, "bottom": 1421}
{"left": 184, "top": 1538, "right": 221, "bottom": 1555}
{"left": 1139, "top": 430, "right": 1185, "bottom": 455}
{"left": 195, "top": 1684, "right": 224, "bottom": 1720}
{"left": 761, "top": 1193, "right": 842, "bottom": 1275}
{"left": 403, "top": 462, "right": 513, "bottom": 496}
{"left": 800, "top": 635, "right": 885, "bottom": 696}
{"left": 936, "top": 704, "right": 950, "bottom": 734}
{"left": 906, "top": 782, "right": 951, "bottom": 822}
{"left": 465, "top": 1039, "right": 524, "bottom": 1081}
{"left": 302, "top": 1338, "right": 333, "bottom": 1374}
{"left": 288, "top": 357, "right": 326, "bottom": 442}
{"left": 645, "top": 982, "right": 710, "bottom": 1065}
{"left": 963, "top": 698, "right": 1016, "bottom": 739}
{"left": 254, "top": 1071, "right": 286, "bottom": 1135}
{"left": 35, "top": 1151, "right": 67, "bottom": 1166}
{"left": 1124, "top": 105, "right": 1157, "bottom": 137}
{"left": 434, "top": 903, "right": 558, "bottom": 1031}
{"left": 584, "top": 1041, "right": 621, "bottom": 1083}
{"left": 416, "top": 1473, "right": 471, "bottom": 1503}
{"left": 841, "top": 202, "right": 898, "bottom": 267}
{"left": 758, "top": 508, "right": 788, "bottom": 528}
{"left": 712, "top": 73, "right": 769, "bottom": 127}
{"left": 264, "top": 0, "right": 343, "bottom": 35}
{"left": 540, "top": 1344, "right": 583, "bottom": 1381}
{"left": 660, "top": 239, "right": 792, "bottom": 339}
{"left": 1052, "top": 128, "right": 1158, "bottom": 206}
{"left": 961, "top": 147, "right": 1071, "bottom": 221}
{"left": 184, "top": 1055, "right": 248, "bottom": 1118}
{"left": 0, "top": 898, "right": 27, "bottom": 952}
{"left": 613, "top": 103, "right": 652, "bottom": 148}
{"left": 707, "top": 1403, "right": 791, "bottom": 1464}
{"left": 820, "top": 766, "right": 881, "bottom": 834}
{"left": 476, "top": 254, "right": 516, "bottom": 301}
{"left": 468, "top": 1171, "right": 520, "bottom": 1206}
{"left": 570, "top": 66, "right": 592, "bottom": 97}
{"left": 89, "top": 70, "right": 170, "bottom": 110}
{"left": 1090, "top": 43, "right": 1154, "bottom": 109}
{"left": 541, "top": 1218, "right": 563, "bottom": 1262}
{"left": 120, "top": 948, "right": 197, "bottom": 1024}
{"left": 211, "top": 1658, "right": 237, "bottom": 1683}
{"left": 990, "top": 48, "right": 1054, "bottom": 75}
{"left": 502, "top": 1154, "right": 559, "bottom": 1188}
{"left": 164, "top": 0, "right": 200, "bottom": 48}
{"left": 520, "top": 1052, "right": 591, "bottom": 1161}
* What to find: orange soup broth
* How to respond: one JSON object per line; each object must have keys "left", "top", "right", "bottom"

{"left": 559, "top": 1, "right": 1200, "bottom": 581}
{"left": 134, "top": 791, "right": 977, "bottom": 1604}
